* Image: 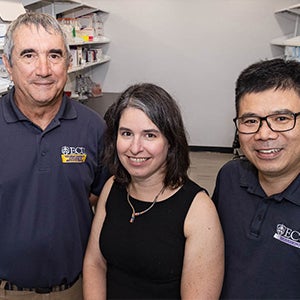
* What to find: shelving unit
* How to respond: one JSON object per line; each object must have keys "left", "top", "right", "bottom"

{"left": 275, "top": 3, "right": 300, "bottom": 16}
{"left": 68, "top": 55, "right": 110, "bottom": 74}
{"left": 67, "top": 37, "right": 111, "bottom": 74}
{"left": 270, "top": 3, "right": 300, "bottom": 60}
{"left": 68, "top": 36, "right": 110, "bottom": 46}
{"left": 22, "top": 0, "right": 84, "bottom": 16}
{"left": 0, "top": 0, "right": 111, "bottom": 97}
{"left": 0, "top": 1, "right": 26, "bottom": 94}
{"left": 21, "top": 0, "right": 111, "bottom": 97}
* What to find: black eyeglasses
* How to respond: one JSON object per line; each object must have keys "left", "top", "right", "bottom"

{"left": 233, "top": 112, "right": 300, "bottom": 134}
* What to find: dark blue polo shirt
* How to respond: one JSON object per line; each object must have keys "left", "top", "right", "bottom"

{"left": 213, "top": 158, "right": 300, "bottom": 299}
{"left": 0, "top": 88, "right": 107, "bottom": 288}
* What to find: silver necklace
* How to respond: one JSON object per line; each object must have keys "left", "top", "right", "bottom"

{"left": 127, "top": 186, "right": 165, "bottom": 223}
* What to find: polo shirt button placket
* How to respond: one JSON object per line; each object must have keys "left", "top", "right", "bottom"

{"left": 250, "top": 199, "right": 270, "bottom": 238}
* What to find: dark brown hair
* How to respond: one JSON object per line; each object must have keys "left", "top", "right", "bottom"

{"left": 103, "top": 83, "right": 190, "bottom": 188}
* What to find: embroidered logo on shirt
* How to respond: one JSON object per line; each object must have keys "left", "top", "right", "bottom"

{"left": 61, "top": 146, "right": 87, "bottom": 163}
{"left": 273, "top": 224, "right": 300, "bottom": 249}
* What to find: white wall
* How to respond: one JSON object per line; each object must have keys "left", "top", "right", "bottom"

{"left": 86, "top": 0, "right": 299, "bottom": 148}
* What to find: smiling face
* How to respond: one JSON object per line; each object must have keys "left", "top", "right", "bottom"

{"left": 3, "top": 24, "right": 69, "bottom": 109}
{"left": 116, "top": 107, "right": 169, "bottom": 184}
{"left": 238, "top": 88, "right": 300, "bottom": 183}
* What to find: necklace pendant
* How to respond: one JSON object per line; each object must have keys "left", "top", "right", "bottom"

{"left": 127, "top": 186, "right": 164, "bottom": 224}
{"left": 130, "top": 214, "right": 135, "bottom": 223}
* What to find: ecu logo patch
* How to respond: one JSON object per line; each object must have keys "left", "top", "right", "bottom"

{"left": 61, "top": 146, "right": 87, "bottom": 163}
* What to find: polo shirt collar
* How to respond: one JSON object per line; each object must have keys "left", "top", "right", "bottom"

{"left": 2, "top": 87, "right": 77, "bottom": 123}
{"left": 56, "top": 94, "right": 77, "bottom": 121}
{"left": 239, "top": 158, "right": 300, "bottom": 206}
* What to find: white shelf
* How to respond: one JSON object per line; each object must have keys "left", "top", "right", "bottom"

{"left": 275, "top": 4, "right": 300, "bottom": 15}
{"left": 270, "top": 34, "right": 295, "bottom": 46}
{"left": 22, "top": 0, "right": 81, "bottom": 15}
{"left": 22, "top": 0, "right": 79, "bottom": 5}
{"left": 284, "top": 35, "right": 300, "bottom": 46}
{"left": 60, "top": 5, "right": 107, "bottom": 18}
{"left": 22, "top": 0, "right": 107, "bottom": 16}
{"left": 69, "top": 36, "right": 110, "bottom": 46}
{"left": 68, "top": 55, "right": 110, "bottom": 74}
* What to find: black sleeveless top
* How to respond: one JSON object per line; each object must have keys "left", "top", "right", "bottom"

{"left": 100, "top": 179, "right": 205, "bottom": 299}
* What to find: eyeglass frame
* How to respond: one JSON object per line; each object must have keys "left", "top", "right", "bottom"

{"left": 233, "top": 111, "right": 300, "bottom": 134}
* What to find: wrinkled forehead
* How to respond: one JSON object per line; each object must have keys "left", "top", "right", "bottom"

{"left": 12, "top": 23, "right": 65, "bottom": 51}
{"left": 14, "top": 23, "right": 61, "bottom": 39}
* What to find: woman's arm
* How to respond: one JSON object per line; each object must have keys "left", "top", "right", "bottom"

{"left": 181, "top": 191, "right": 224, "bottom": 299}
{"left": 83, "top": 176, "right": 114, "bottom": 300}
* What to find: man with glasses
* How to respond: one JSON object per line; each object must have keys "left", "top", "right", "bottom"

{"left": 213, "top": 58, "right": 300, "bottom": 299}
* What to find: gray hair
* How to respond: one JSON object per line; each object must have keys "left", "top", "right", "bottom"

{"left": 3, "top": 12, "right": 71, "bottom": 66}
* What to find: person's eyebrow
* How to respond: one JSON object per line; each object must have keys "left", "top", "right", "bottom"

{"left": 49, "top": 49, "right": 64, "bottom": 56}
{"left": 19, "top": 49, "right": 64, "bottom": 56}
{"left": 20, "top": 48, "right": 36, "bottom": 56}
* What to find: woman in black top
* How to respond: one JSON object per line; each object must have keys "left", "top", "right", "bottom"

{"left": 83, "top": 83, "right": 224, "bottom": 299}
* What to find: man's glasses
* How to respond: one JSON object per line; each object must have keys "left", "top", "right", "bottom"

{"left": 233, "top": 112, "right": 300, "bottom": 134}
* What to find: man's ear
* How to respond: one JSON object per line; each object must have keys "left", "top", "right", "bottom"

{"left": 2, "top": 54, "right": 13, "bottom": 79}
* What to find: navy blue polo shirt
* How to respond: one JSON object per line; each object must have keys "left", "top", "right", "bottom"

{"left": 0, "top": 88, "right": 107, "bottom": 288}
{"left": 213, "top": 158, "right": 300, "bottom": 299}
